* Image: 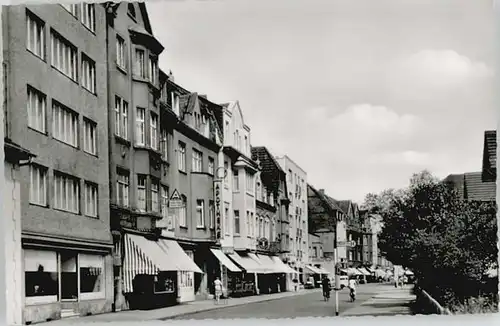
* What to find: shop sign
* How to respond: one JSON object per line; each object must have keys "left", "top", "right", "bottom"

{"left": 169, "top": 189, "right": 183, "bottom": 208}
{"left": 214, "top": 180, "right": 223, "bottom": 242}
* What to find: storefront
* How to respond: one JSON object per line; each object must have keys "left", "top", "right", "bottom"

{"left": 122, "top": 233, "right": 203, "bottom": 309}
{"left": 227, "top": 252, "right": 265, "bottom": 296}
{"left": 209, "top": 248, "right": 242, "bottom": 297}
{"left": 22, "top": 245, "right": 113, "bottom": 324}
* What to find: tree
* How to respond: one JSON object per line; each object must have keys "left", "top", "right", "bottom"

{"left": 374, "top": 170, "right": 498, "bottom": 306}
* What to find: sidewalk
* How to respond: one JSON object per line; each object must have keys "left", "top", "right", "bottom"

{"left": 340, "top": 285, "right": 416, "bottom": 317}
{"left": 46, "top": 288, "right": 321, "bottom": 325}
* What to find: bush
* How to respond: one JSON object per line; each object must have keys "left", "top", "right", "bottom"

{"left": 450, "top": 296, "right": 499, "bottom": 314}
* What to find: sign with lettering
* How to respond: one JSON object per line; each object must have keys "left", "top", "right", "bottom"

{"left": 169, "top": 189, "right": 183, "bottom": 208}
{"left": 214, "top": 180, "right": 223, "bottom": 242}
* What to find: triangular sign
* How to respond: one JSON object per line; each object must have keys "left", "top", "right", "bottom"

{"left": 170, "top": 189, "right": 182, "bottom": 201}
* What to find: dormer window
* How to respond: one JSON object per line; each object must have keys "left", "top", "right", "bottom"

{"left": 128, "top": 3, "right": 136, "bottom": 19}
{"left": 171, "top": 92, "right": 180, "bottom": 116}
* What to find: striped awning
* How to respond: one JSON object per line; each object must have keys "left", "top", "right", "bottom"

{"left": 228, "top": 252, "right": 266, "bottom": 273}
{"left": 123, "top": 234, "right": 203, "bottom": 293}
{"left": 358, "top": 267, "right": 371, "bottom": 276}
{"left": 210, "top": 249, "right": 241, "bottom": 273}
{"left": 304, "top": 265, "right": 322, "bottom": 274}
{"left": 270, "top": 256, "right": 298, "bottom": 274}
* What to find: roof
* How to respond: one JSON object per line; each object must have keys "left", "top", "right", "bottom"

{"left": 307, "top": 184, "right": 344, "bottom": 213}
{"left": 336, "top": 200, "right": 352, "bottom": 215}
{"left": 482, "top": 130, "right": 496, "bottom": 181}
{"left": 444, "top": 172, "right": 495, "bottom": 202}
{"left": 464, "top": 172, "right": 496, "bottom": 202}
{"left": 251, "top": 146, "right": 285, "bottom": 192}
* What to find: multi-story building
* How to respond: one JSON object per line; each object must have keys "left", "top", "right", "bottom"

{"left": 307, "top": 186, "right": 347, "bottom": 276}
{"left": 337, "top": 200, "right": 364, "bottom": 267}
{"left": 106, "top": 2, "right": 204, "bottom": 311}
{"left": 3, "top": 3, "right": 114, "bottom": 323}
{"left": 251, "top": 146, "right": 296, "bottom": 292}
{"left": 276, "top": 156, "right": 308, "bottom": 282}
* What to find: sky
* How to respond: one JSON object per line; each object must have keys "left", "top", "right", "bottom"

{"left": 147, "top": 0, "right": 499, "bottom": 203}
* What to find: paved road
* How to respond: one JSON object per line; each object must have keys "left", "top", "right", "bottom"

{"left": 169, "top": 283, "right": 389, "bottom": 319}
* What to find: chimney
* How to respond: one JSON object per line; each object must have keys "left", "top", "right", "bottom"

{"left": 318, "top": 189, "right": 325, "bottom": 194}
{"left": 168, "top": 70, "right": 175, "bottom": 83}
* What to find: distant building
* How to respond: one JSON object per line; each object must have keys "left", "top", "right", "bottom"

{"left": 337, "top": 200, "right": 364, "bottom": 267}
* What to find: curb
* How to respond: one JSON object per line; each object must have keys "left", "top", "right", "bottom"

{"left": 160, "top": 289, "right": 322, "bottom": 320}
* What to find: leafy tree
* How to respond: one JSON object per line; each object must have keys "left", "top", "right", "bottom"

{"left": 371, "top": 170, "right": 498, "bottom": 308}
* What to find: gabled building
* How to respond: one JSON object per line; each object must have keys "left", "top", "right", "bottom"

{"left": 337, "top": 200, "right": 364, "bottom": 267}
{"left": 251, "top": 146, "right": 294, "bottom": 291}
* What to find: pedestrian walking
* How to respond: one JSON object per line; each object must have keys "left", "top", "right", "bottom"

{"left": 321, "top": 276, "right": 331, "bottom": 301}
{"left": 348, "top": 277, "right": 357, "bottom": 302}
{"left": 214, "top": 277, "right": 223, "bottom": 305}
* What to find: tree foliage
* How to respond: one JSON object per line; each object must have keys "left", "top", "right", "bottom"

{"left": 365, "top": 170, "right": 498, "bottom": 307}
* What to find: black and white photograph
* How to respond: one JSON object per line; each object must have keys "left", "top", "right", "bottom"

{"left": 0, "top": 0, "right": 498, "bottom": 324}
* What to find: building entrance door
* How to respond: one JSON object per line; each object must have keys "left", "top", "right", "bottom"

{"left": 60, "top": 252, "right": 79, "bottom": 318}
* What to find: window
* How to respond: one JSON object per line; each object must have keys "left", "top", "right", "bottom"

{"left": 137, "top": 175, "right": 146, "bottom": 212}
{"left": 234, "top": 210, "right": 240, "bottom": 235}
{"left": 61, "top": 4, "right": 77, "bottom": 16}
{"left": 114, "top": 96, "right": 128, "bottom": 139}
{"left": 29, "top": 164, "right": 47, "bottom": 206}
{"left": 245, "top": 171, "right": 253, "bottom": 193}
{"left": 154, "top": 272, "right": 175, "bottom": 294}
{"left": 161, "top": 129, "right": 168, "bottom": 160}
{"left": 83, "top": 118, "right": 97, "bottom": 155}
{"left": 272, "top": 222, "right": 276, "bottom": 241}
{"left": 116, "top": 171, "right": 129, "bottom": 207}
{"left": 161, "top": 186, "right": 168, "bottom": 219}
{"left": 84, "top": 182, "right": 98, "bottom": 217}
{"left": 224, "top": 161, "right": 229, "bottom": 186}
{"left": 24, "top": 249, "right": 58, "bottom": 304}
{"left": 209, "top": 201, "right": 215, "bottom": 229}
{"left": 134, "top": 49, "right": 145, "bottom": 78}
{"left": 225, "top": 203, "right": 230, "bottom": 235}
{"left": 151, "top": 180, "right": 159, "bottom": 212}
{"left": 256, "top": 182, "right": 261, "bottom": 201}
{"left": 148, "top": 56, "right": 158, "bottom": 84}
{"left": 150, "top": 113, "right": 158, "bottom": 150}
{"left": 177, "top": 142, "right": 186, "bottom": 172}
{"left": 51, "top": 30, "right": 77, "bottom": 80}
{"left": 26, "top": 12, "right": 45, "bottom": 59}
{"left": 244, "top": 136, "right": 248, "bottom": 154}
{"left": 79, "top": 254, "right": 104, "bottom": 299}
{"left": 233, "top": 170, "right": 239, "bottom": 191}
{"left": 80, "top": 3, "right": 95, "bottom": 32}
{"left": 81, "top": 54, "right": 96, "bottom": 93}
{"left": 52, "top": 101, "right": 78, "bottom": 147}
{"left": 116, "top": 35, "right": 125, "bottom": 69}
{"left": 208, "top": 157, "right": 214, "bottom": 175}
{"left": 135, "top": 107, "right": 145, "bottom": 145}
{"left": 196, "top": 199, "right": 205, "bottom": 228}
{"left": 179, "top": 271, "right": 193, "bottom": 288}
{"left": 178, "top": 195, "right": 187, "bottom": 227}
{"left": 54, "top": 172, "right": 80, "bottom": 213}
{"left": 192, "top": 149, "right": 202, "bottom": 172}
{"left": 171, "top": 92, "right": 180, "bottom": 116}
{"left": 246, "top": 211, "right": 250, "bottom": 237}
{"left": 27, "top": 86, "right": 46, "bottom": 133}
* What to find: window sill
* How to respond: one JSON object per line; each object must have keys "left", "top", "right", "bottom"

{"left": 29, "top": 202, "right": 49, "bottom": 209}
{"left": 83, "top": 150, "right": 98, "bottom": 158}
{"left": 28, "top": 126, "right": 48, "bottom": 137}
{"left": 179, "top": 225, "right": 188, "bottom": 230}
{"left": 115, "top": 135, "right": 131, "bottom": 146}
{"left": 51, "top": 65, "right": 79, "bottom": 85}
{"left": 196, "top": 226, "right": 206, "bottom": 230}
{"left": 80, "top": 291, "right": 105, "bottom": 301}
{"left": 53, "top": 137, "right": 79, "bottom": 150}
{"left": 179, "top": 170, "right": 187, "bottom": 175}
{"left": 54, "top": 207, "right": 80, "bottom": 215}
{"left": 82, "top": 23, "right": 96, "bottom": 36}
{"left": 85, "top": 214, "right": 99, "bottom": 219}
{"left": 25, "top": 295, "right": 58, "bottom": 306}
{"left": 116, "top": 64, "right": 127, "bottom": 75}
{"left": 82, "top": 86, "right": 97, "bottom": 97}
{"left": 26, "top": 48, "right": 46, "bottom": 63}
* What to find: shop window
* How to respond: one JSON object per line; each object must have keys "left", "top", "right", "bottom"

{"left": 179, "top": 271, "right": 193, "bottom": 288}
{"left": 79, "top": 254, "right": 105, "bottom": 300}
{"left": 154, "top": 272, "right": 175, "bottom": 294}
{"left": 24, "top": 249, "right": 58, "bottom": 305}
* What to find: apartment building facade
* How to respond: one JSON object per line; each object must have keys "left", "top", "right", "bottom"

{"left": 3, "top": 3, "right": 114, "bottom": 323}
{"left": 276, "top": 156, "right": 308, "bottom": 282}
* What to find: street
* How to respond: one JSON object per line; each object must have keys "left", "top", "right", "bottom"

{"left": 168, "top": 283, "right": 394, "bottom": 319}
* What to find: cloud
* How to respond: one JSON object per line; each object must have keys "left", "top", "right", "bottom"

{"left": 394, "top": 49, "right": 493, "bottom": 89}
{"left": 369, "top": 151, "right": 432, "bottom": 166}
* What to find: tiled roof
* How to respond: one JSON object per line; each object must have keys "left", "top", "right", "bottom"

{"left": 336, "top": 200, "right": 352, "bottom": 215}
{"left": 482, "top": 130, "right": 496, "bottom": 181}
{"left": 444, "top": 172, "right": 495, "bottom": 202}
{"left": 464, "top": 172, "right": 496, "bottom": 202}
{"left": 251, "top": 146, "right": 285, "bottom": 192}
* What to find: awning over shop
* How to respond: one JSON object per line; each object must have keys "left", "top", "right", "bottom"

{"left": 315, "top": 266, "right": 330, "bottom": 274}
{"left": 347, "top": 268, "right": 362, "bottom": 276}
{"left": 247, "top": 253, "right": 274, "bottom": 274}
{"left": 210, "top": 249, "right": 242, "bottom": 273}
{"left": 358, "top": 267, "right": 371, "bottom": 276}
{"left": 365, "top": 267, "right": 374, "bottom": 273}
{"left": 124, "top": 233, "right": 203, "bottom": 293}
{"left": 157, "top": 239, "right": 203, "bottom": 274}
{"left": 255, "top": 254, "right": 284, "bottom": 274}
{"left": 228, "top": 252, "right": 265, "bottom": 273}
{"left": 270, "top": 256, "right": 298, "bottom": 274}
{"left": 339, "top": 268, "right": 349, "bottom": 275}
{"left": 304, "top": 265, "right": 322, "bottom": 274}
{"left": 374, "top": 269, "right": 387, "bottom": 277}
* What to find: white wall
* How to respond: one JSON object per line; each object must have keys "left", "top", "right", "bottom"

{"left": 4, "top": 162, "right": 23, "bottom": 325}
